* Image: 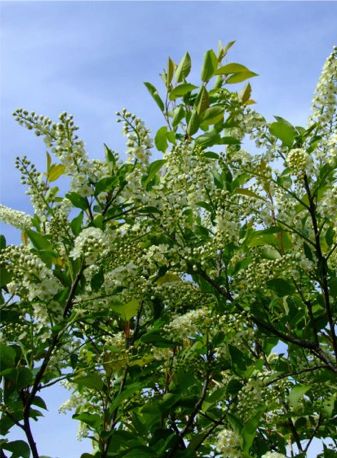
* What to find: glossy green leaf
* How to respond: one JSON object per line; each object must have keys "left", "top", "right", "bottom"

{"left": 26, "top": 229, "right": 53, "bottom": 251}
{"left": 269, "top": 120, "right": 296, "bottom": 147}
{"left": 215, "top": 62, "right": 250, "bottom": 74}
{"left": 142, "top": 160, "right": 166, "bottom": 186}
{"left": 201, "top": 49, "right": 217, "bottom": 82}
{"left": 2, "top": 440, "right": 30, "bottom": 458}
{"left": 0, "top": 234, "right": 7, "bottom": 250}
{"left": 66, "top": 192, "right": 89, "bottom": 210}
{"left": 196, "top": 86, "right": 209, "bottom": 115}
{"left": 226, "top": 71, "right": 258, "bottom": 84}
{"left": 169, "top": 83, "right": 197, "bottom": 100}
{"left": 0, "top": 343, "right": 16, "bottom": 370}
{"left": 267, "top": 278, "right": 295, "bottom": 297}
{"left": 144, "top": 82, "right": 165, "bottom": 112}
{"left": 70, "top": 212, "right": 83, "bottom": 236}
{"left": 187, "top": 110, "right": 200, "bottom": 136}
{"left": 172, "top": 105, "right": 185, "bottom": 127}
{"left": 167, "top": 57, "right": 175, "bottom": 86}
{"left": 155, "top": 126, "right": 168, "bottom": 152}
{"left": 201, "top": 106, "right": 224, "bottom": 125}
{"left": 174, "top": 52, "right": 191, "bottom": 82}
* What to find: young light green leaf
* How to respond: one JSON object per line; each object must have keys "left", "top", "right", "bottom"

{"left": 201, "top": 49, "right": 218, "bottom": 82}
{"left": 226, "top": 71, "right": 258, "bottom": 84}
{"left": 167, "top": 57, "right": 175, "bottom": 86}
{"left": 174, "top": 52, "right": 191, "bottom": 82}
{"left": 144, "top": 82, "right": 165, "bottom": 112}
{"left": 270, "top": 120, "right": 296, "bottom": 147}
{"left": 47, "top": 164, "right": 65, "bottom": 182}
{"left": 169, "top": 83, "right": 197, "bottom": 100}
{"left": 215, "top": 62, "right": 250, "bottom": 75}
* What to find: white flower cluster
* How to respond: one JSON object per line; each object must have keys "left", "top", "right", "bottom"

{"left": 216, "top": 428, "right": 242, "bottom": 458}
{"left": 165, "top": 307, "right": 209, "bottom": 340}
{"left": 286, "top": 148, "right": 311, "bottom": 176}
{"left": 1, "top": 246, "right": 61, "bottom": 302}
{"left": 236, "top": 378, "right": 265, "bottom": 421}
{"left": 0, "top": 204, "right": 32, "bottom": 230}
{"left": 310, "top": 46, "right": 337, "bottom": 128}
{"left": 70, "top": 227, "right": 109, "bottom": 265}
{"left": 15, "top": 156, "right": 50, "bottom": 218}
{"left": 117, "top": 108, "right": 153, "bottom": 164}
{"left": 214, "top": 209, "right": 239, "bottom": 244}
{"left": 13, "top": 109, "right": 94, "bottom": 198}
{"left": 144, "top": 244, "right": 170, "bottom": 269}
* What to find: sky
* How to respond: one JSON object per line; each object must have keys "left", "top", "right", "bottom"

{"left": 0, "top": 1, "right": 337, "bottom": 456}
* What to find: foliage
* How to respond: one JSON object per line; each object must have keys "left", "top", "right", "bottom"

{"left": 1, "top": 42, "right": 337, "bottom": 458}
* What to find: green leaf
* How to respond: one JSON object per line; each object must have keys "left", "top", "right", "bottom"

{"left": 239, "top": 83, "right": 252, "bottom": 103}
{"left": 196, "top": 87, "right": 209, "bottom": 115}
{"left": 2, "top": 440, "right": 30, "bottom": 458}
{"left": 142, "top": 160, "right": 166, "bottom": 186}
{"left": 325, "top": 226, "right": 335, "bottom": 247}
{"left": 26, "top": 229, "right": 53, "bottom": 251}
{"left": 269, "top": 120, "right": 296, "bottom": 147}
{"left": 174, "top": 51, "right": 191, "bottom": 82}
{"left": 93, "top": 214, "right": 103, "bottom": 229}
{"left": 226, "top": 71, "right": 258, "bottom": 84}
{"left": 70, "top": 212, "right": 83, "bottom": 236}
{"left": 66, "top": 192, "right": 89, "bottom": 210}
{"left": 155, "top": 126, "right": 168, "bottom": 152}
{"left": 47, "top": 163, "right": 65, "bottom": 182}
{"left": 201, "top": 106, "right": 224, "bottom": 126}
{"left": 73, "top": 412, "right": 101, "bottom": 428}
{"left": 0, "top": 234, "right": 7, "bottom": 250}
{"left": 321, "top": 393, "right": 336, "bottom": 418}
{"left": 0, "top": 343, "right": 16, "bottom": 370}
{"left": 260, "top": 245, "right": 281, "bottom": 260}
{"left": 215, "top": 62, "right": 250, "bottom": 74}
{"left": 0, "top": 267, "right": 12, "bottom": 287}
{"left": 288, "top": 384, "right": 310, "bottom": 410}
{"left": 201, "top": 49, "right": 217, "bottom": 82}
{"left": 95, "top": 176, "right": 116, "bottom": 195}
{"left": 32, "top": 396, "right": 48, "bottom": 411}
{"left": 219, "top": 136, "right": 241, "bottom": 145}
{"left": 195, "top": 129, "right": 221, "bottom": 147}
{"left": 144, "top": 82, "right": 165, "bottom": 112}
{"left": 187, "top": 110, "right": 200, "bottom": 136}
{"left": 91, "top": 269, "right": 104, "bottom": 291}
{"left": 74, "top": 373, "right": 103, "bottom": 390}
{"left": 172, "top": 105, "right": 185, "bottom": 127}
{"left": 111, "top": 298, "right": 140, "bottom": 321}
{"left": 167, "top": 57, "right": 175, "bottom": 86}
{"left": 169, "top": 83, "right": 197, "bottom": 100}
{"left": 267, "top": 278, "right": 295, "bottom": 297}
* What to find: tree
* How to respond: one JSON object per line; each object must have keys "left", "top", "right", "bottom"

{"left": 0, "top": 42, "right": 336, "bottom": 458}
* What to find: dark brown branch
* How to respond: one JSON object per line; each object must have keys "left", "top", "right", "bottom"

{"left": 303, "top": 174, "right": 337, "bottom": 363}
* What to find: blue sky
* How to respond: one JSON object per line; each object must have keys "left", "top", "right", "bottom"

{"left": 1, "top": 1, "right": 337, "bottom": 456}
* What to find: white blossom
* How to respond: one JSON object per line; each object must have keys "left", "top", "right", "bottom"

{"left": 0, "top": 204, "right": 32, "bottom": 230}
